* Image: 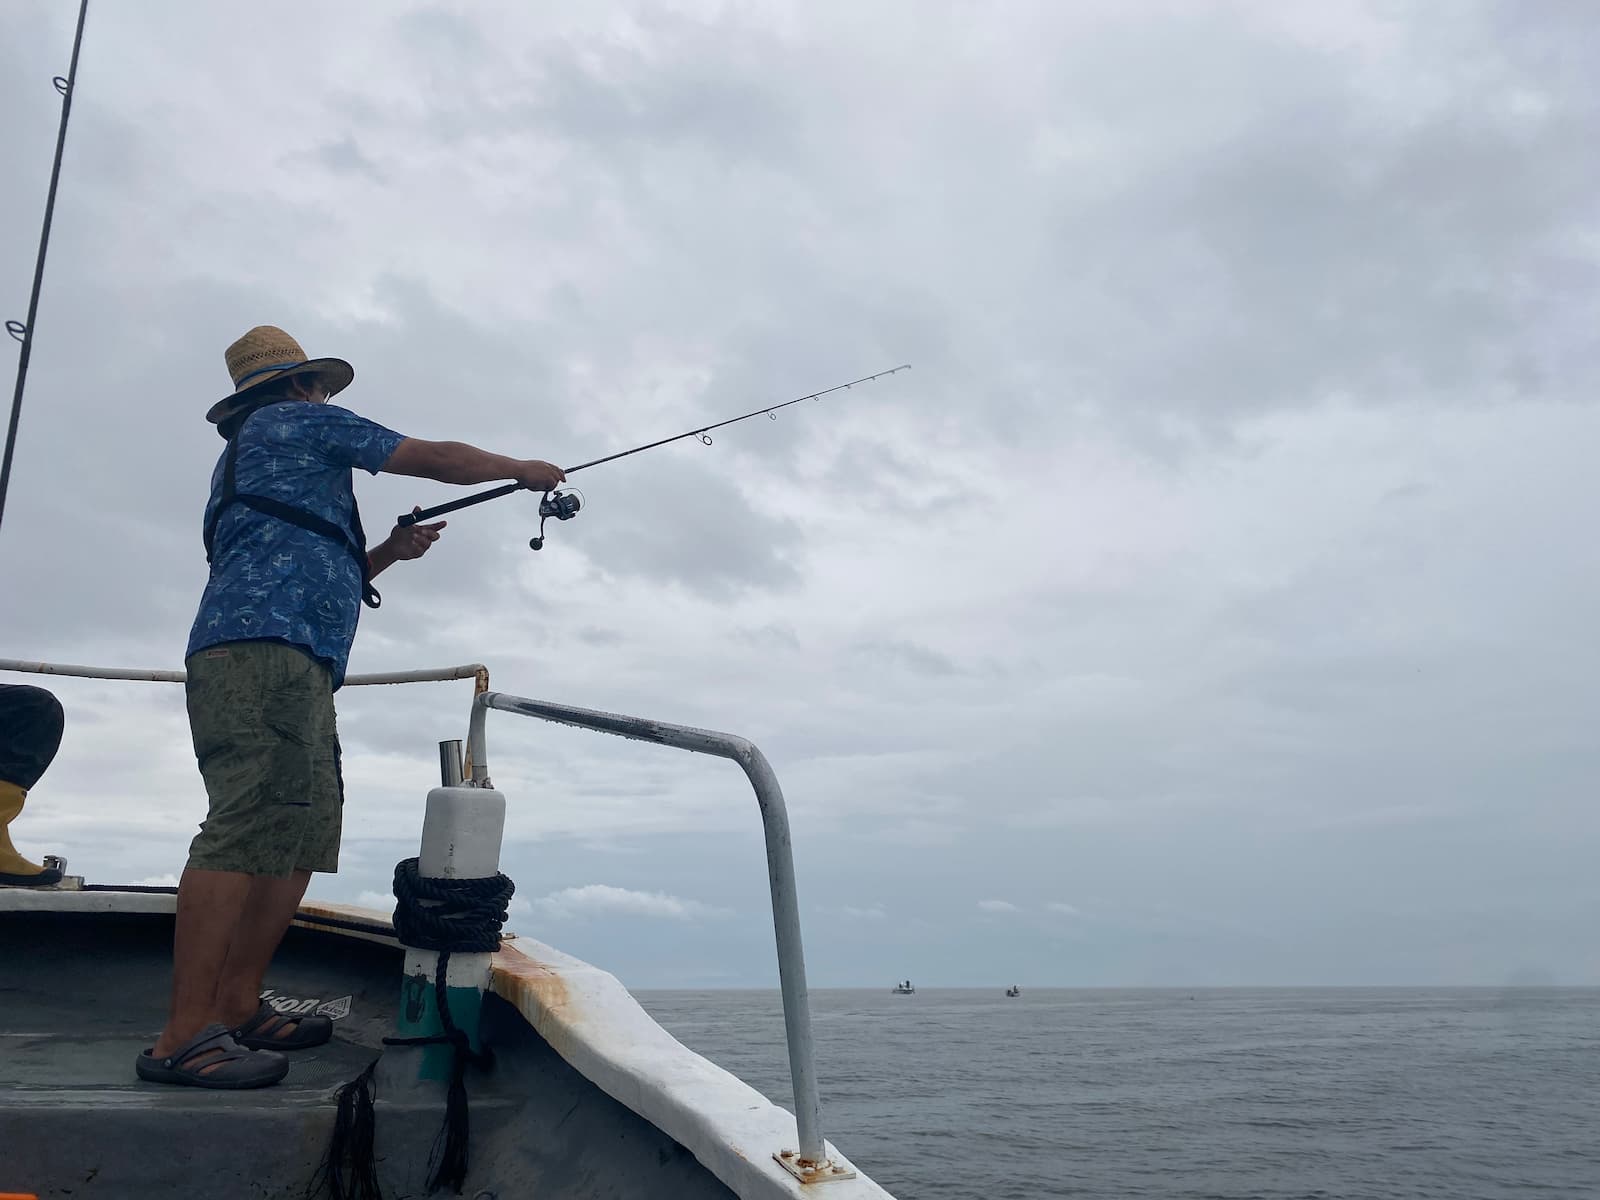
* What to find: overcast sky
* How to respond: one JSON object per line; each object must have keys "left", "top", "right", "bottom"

{"left": 1, "top": 1, "right": 1595, "bottom": 987}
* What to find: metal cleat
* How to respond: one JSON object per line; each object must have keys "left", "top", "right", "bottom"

{"left": 42, "top": 856, "right": 83, "bottom": 890}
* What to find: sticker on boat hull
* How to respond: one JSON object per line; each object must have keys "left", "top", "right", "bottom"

{"left": 259, "top": 987, "right": 354, "bottom": 1020}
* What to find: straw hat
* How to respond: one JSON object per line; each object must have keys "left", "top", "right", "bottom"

{"left": 206, "top": 325, "right": 355, "bottom": 424}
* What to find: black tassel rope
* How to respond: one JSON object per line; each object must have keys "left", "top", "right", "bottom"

{"left": 314, "top": 1058, "right": 382, "bottom": 1200}
{"left": 311, "top": 859, "right": 514, "bottom": 1197}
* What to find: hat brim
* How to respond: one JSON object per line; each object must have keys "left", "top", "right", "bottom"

{"left": 206, "top": 357, "right": 355, "bottom": 424}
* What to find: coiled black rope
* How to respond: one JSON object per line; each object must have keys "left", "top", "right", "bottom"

{"left": 389, "top": 858, "right": 514, "bottom": 954}
{"left": 314, "top": 859, "right": 515, "bottom": 1199}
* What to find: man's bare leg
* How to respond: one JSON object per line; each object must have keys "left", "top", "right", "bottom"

{"left": 152, "top": 866, "right": 254, "bottom": 1058}
{"left": 212, "top": 867, "right": 314, "bottom": 1033}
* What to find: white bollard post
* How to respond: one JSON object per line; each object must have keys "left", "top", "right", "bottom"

{"left": 388, "top": 780, "right": 507, "bottom": 1083}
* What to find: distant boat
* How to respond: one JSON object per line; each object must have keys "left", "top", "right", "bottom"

{"left": 891, "top": 979, "right": 915, "bottom": 994}
{"left": 1005, "top": 985, "right": 1020, "bottom": 997}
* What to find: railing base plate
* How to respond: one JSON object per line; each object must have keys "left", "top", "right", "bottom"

{"left": 775, "top": 1151, "right": 856, "bottom": 1184}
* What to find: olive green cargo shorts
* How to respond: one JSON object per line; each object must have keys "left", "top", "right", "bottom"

{"left": 185, "top": 641, "right": 344, "bottom": 877}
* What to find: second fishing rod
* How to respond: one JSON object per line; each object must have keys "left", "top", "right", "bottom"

{"left": 397, "top": 364, "right": 911, "bottom": 550}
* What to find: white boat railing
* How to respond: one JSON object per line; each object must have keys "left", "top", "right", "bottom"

{"left": 465, "top": 690, "right": 842, "bottom": 1181}
{"left": 0, "top": 657, "right": 495, "bottom": 782}
{"left": 0, "top": 658, "right": 490, "bottom": 691}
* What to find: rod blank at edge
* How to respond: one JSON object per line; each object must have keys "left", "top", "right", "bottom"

{"left": 0, "top": 0, "right": 89, "bottom": 536}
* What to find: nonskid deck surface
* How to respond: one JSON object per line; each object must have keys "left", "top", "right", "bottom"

{"left": 0, "top": 904, "right": 407, "bottom": 1197}
{"left": 0, "top": 905, "right": 399, "bottom": 1101}
{"left": 0, "top": 905, "right": 386, "bottom": 1196}
{"left": 0, "top": 900, "right": 739, "bottom": 1200}
{"left": 5, "top": 1022, "right": 379, "bottom": 1101}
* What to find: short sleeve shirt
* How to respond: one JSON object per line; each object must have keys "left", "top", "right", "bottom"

{"left": 186, "top": 400, "right": 406, "bottom": 687}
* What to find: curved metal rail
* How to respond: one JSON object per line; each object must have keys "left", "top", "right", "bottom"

{"left": 467, "top": 690, "right": 838, "bottom": 1176}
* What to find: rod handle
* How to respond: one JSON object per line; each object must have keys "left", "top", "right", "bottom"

{"left": 397, "top": 481, "right": 525, "bottom": 527}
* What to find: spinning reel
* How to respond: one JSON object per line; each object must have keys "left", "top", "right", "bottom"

{"left": 528, "top": 488, "right": 582, "bottom": 551}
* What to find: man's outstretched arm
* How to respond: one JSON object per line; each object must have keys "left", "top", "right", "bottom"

{"left": 381, "top": 438, "right": 565, "bottom": 491}
{"left": 367, "top": 440, "right": 566, "bottom": 579}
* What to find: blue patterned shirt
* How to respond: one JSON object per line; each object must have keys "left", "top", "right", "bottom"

{"left": 187, "top": 400, "right": 407, "bottom": 687}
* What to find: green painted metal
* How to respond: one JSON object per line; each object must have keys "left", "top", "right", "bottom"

{"left": 395, "top": 964, "right": 486, "bottom": 1081}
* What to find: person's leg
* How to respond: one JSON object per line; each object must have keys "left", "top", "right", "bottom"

{"left": 215, "top": 674, "right": 341, "bottom": 1041}
{"left": 0, "top": 685, "right": 65, "bottom": 886}
{"left": 152, "top": 866, "right": 254, "bottom": 1057}
{"left": 0, "top": 684, "right": 65, "bottom": 787}
{"left": 152, "top": 643, "right": 317, "bottom": 1065}
{"left": 212, "top": 867, "right": 313, "bottom": 1030}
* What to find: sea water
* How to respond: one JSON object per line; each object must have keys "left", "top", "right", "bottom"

{"left": 637, "top": 987, "right": 1600, "bottom": 1199}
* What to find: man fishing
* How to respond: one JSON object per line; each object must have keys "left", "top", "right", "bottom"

{"left": 139, "top": 325, "right": 564, "bottom": 1088}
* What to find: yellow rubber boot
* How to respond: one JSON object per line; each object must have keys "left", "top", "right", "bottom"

{"left": 0, "top": 781, "right": 62, "bottom": 887}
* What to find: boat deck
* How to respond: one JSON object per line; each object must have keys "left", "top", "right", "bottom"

{"left": 3, "top": 897, "right": 392, "bottom": 1091}
{"left": 0, "top": 894, "right": 740, "bottom": 1199}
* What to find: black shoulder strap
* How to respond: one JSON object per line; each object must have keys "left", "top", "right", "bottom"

{"left": 203, "top": 409, "right": 382, "bottom": 609}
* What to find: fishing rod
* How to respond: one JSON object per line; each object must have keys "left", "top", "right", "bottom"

{"left": 397, "top": 363, "right": 911, "bottom": 550}
{"left": 1, "top": 0, "right": 91, "bottom": 535}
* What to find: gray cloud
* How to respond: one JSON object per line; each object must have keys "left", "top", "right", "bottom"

{"left": 294, "top": 137, "right": 386, "bottom": 183}
{"left": 532, "top": 883, "right": 731, "bottom": 921}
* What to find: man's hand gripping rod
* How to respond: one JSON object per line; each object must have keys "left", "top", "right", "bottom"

{"left": 395, "top": 365, "right": 911, "bottom": 543}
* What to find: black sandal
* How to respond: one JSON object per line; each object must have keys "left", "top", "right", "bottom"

{"left": 233, "top": 1001, "right": 333, "bottom": 1051}
{"left": 136, "top": 1023, "right": 289, "bottom": 1089}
